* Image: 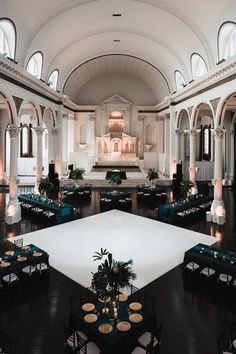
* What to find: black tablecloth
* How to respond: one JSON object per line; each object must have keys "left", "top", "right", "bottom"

{"left": 184, "top": 243, "right": 236, "bottom": 277}
{"left": 70, "top": 299, "right": 156, "bottom": 354}
{"left": 106, "top": 171, "right": 127, "bottom": 180}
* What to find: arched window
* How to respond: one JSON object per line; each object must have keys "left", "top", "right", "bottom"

{"left": 48, "top": 69, "right": 59, "bottom": 90}
{"left": 20, "top": 124, "right": 32, "bottom": 157}
{"left": 191, "top": 53, "right": 208, "bottom": 79}
{"left": 218, "top": 22, "right": 236, "bottom": 60}
{"left": 26, "top": 52, "right": 43, "bottom": 79}
{"left": 175, "top": 70, "right": 186, "bottom": 91}
{"left": 202, "top": 125, "right": 211, "bottom": 161}
{"left": 0, "top": 19, "right": 16, "bottom": 59}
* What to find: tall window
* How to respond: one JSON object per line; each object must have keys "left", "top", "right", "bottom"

{"left": 191, "top": 53, "right": 208, "bottom": 79}
{"left": 175, "top": 70, "right": 186, "bottom": 91}
{"left": 20, "top": 124, "right": 32, "bottom": 157}
{"left": 26, "top": 52, "right": 43, "bottom": 79}
{"left": 48, "top": 69, "right": 59, "bottom": 90}
{"left": 0, "top": 19, "right": 16, "bottom": 59}
{"left": 202, "top": 125, "right": 211, "bottom": 160}
{"left": 218, "top": 22, "right": 236, "bottom": 60}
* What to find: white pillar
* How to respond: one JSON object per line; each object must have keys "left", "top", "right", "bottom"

{"left": 230, "top": 129, "right": 234, "bottom": 183}
{"left": 189, "top": 129, "right": 198, "bottom": 194}
{"left": 138, "top": 115, "right": 145, "bottom": 158}
{"left": 175, "top": 129, "right": 181, "bottom": 164}
{"left": 0, "top": 128, "right": 5, "bottom": 183}
{"left": 211, "top": 128, "right": 226, "bottom": 224}
{"left": 33, "top": 127, "right": 44, "bottom": 192}
{"left": 5, "top": 125, "right": 21, "bottom": 224}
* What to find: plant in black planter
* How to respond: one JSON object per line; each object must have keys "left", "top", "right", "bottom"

{"left": 107, "top": 174, "right": 122, "bottom": 188}
{"left": 69, "top": 168, "right": 85, "bottom": 180}
{"left": 38, "top": 177, "right": 54, "bottom": 197}
{"left": 180, "top": 180, "right": 194, "bottom": 199}
{"left": 147, "top": 168, "right": 159, "bottom": 187}
{"left": 91, "top": 248, "right": 136, "bottom": 299}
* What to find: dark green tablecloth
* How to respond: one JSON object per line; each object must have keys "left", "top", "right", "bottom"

{"left": 70, "top": 298, "right": 156, "bottom": 354}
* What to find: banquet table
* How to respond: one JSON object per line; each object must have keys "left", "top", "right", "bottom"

{"left": 0, "top": 244, "right": 49, "bottom": 280}
{"left": 70, "top": 297, "right": 156, "bottom": 354}
{"left": 18, "top": 193, "right": 74, "bottom": 224}
{"left": 184, "top": 243, "right": 236, "bottom": 277}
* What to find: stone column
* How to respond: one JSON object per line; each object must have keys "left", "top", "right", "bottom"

{"left": 189, "top": 129, "right": 197, "bottom": 182}
{"left": 0, "top": 128, "right": 5, "bottom": 183}
{"left": 230, "top": 129, "right": 234, "bottom": 183}
{"left": 5, "top": 125, "right": 21, "bottom": 224}
{"left": 175, "top": 128, "right": 181, "bottom": 164}
{"left": 138, "top": 115, "right": 145, "bottom": 158}
{"left": 211, "top": 128, "right": 226, "bottom": 224}
{"left": 33, "top": 127, "right": 44, "bottom": 187}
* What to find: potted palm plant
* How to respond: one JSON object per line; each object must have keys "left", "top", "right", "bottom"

{"left": 180, "top": 180, "right": 194, "bottom": 199}
{"left": 147, "top": 168, "right": 159, "bottom": 188}
{"left": 91, "top": 248, "right": 136, "bottom": 299}
{"left": 107, "top": 174, "right": 122, "bottom": 189}
{"left": 38, "top": 177, "right": 54, "bottom": 197}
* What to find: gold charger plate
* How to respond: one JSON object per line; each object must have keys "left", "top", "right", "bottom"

{"left": 98, "top": 295, "right": 111, "bottom": 303}
{"left": 82, "top": 303, "right": 95, "bottom": 312}
{"left": 117, "top": 321, "right": 131, "bottom": 332}
{"left": 17, "top": 256, "right": 27, "bottom": 262}
{"left": 33, "top": 252, "right": 42, "bottom": 257}
{"left": 0, "top": 261, "right": 11, "bottom": 268}
{"left": 129, "top": 302, "right": 142, "bottom": 311}
{"left": 129, "top": 313, "right": 143, "bottom": 323}
{"left": 5, "top": 251, "right": 14, "bottom": 256}
{"left": 116, "top": 294, "right": 128, "bottom": 302}
{"left": 98, "top": 323, "right": 113, "bottom": 334}
{"left": 84, "top": 314, "right": 98, "bottom": 323}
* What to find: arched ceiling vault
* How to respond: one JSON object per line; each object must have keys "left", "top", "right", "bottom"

{"left": 1, "top": 0, "right": 235, "bottom": 103}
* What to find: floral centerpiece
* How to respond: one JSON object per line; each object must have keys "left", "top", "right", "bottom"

{"left": 91, "top": 248, "right": 136, "bottom": 301}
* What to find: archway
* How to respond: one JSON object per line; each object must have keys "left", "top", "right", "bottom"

{"left": 43, "top": 108, "right": 56, "bottom": 175}
{"left": 177, "top": 109, "right": 190, "bottom": 179}
{"left": 192, "top": 102, "right": 215, "bottom": 182}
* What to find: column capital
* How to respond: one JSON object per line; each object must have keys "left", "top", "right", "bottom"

{"left": 51, "top": 127, "right": 58, "bottom": 136}
{"left": 33, "top": 127, "right": 45, "bottom": 136}
{"left": 7, "top": 125, "right": 20, "bottom": 138}
{"left": 175, "top": 128, "right": 182, "bottom": 135}
{"left": 138, "top": 115, "right": 145, "bottom": 121}
{"left": 89, "top": 114, "right": 96, "bottom": 121}
{"left": 189, "top": 128, "right": 200, "bottom": 137}
{"left": 165, "top": 113, "right": 170, "bottom": 119}
{"left": 212, "top": 128, "right": 225, "bottom": 139}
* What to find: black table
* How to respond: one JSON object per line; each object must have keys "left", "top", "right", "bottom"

{"left": 70, "top": 298, "right": 156, "bottom": 354}
{"left": 184, "top": 243, "right": 236, "bottom": 278}
{"left": 106, "top": 171, "right": 127, "bottom": 180}
{"left": 18, "top": 193, "right": 74, "bottom": 224}
{"left": 0, "top": 244, "right": 49, "bottom": 279}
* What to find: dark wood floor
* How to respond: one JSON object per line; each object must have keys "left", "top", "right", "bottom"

{"left": 0, "top": 186, "right": 236, "bottom": 354}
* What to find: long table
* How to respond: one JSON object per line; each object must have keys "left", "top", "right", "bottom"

{"left": 18, "top": 194, "right": 74, "bottom": 224}
{"left": 157, "top": 195, "right": 212, "bottom": 223}
{"left": 184, "top": 243, "right": 236, "bottom": 278}
{"left": 0, "top": 243, "right": 49, "bottom": 280}
{"left": 70, "top": 297, "right": 156, "bottom": 354}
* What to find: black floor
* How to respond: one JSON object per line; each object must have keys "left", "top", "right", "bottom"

{"left": 0, "top": 186, "right": 236, "bottom": 354}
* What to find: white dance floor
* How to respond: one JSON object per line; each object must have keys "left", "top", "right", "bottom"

{"left": 13, "top": 210, "right": 216, "bottom": 289}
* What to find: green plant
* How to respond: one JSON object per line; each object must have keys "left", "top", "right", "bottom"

{"left": 147, "top": 168, "right": 159, "bottom": 181}
{"left": 180, "top": 180, "right": 194, "bottom": 198}
{"left": 70, "top": 168, "right": 85, "bottom": 180}
{"left": 107, "top": 174, "right": 122, "bottom": 187}
{"left": 91, "top": 248, "right": 136, "bottom": 297}
{"left": 38, "top": 177, "right": 54, "bottom": 196}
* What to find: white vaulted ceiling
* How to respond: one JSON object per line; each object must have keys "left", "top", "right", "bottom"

{"left": 1, "top": 0, "right": 236, "bottom": 104}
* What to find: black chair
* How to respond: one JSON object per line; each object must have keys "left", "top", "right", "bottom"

{"left": 0, "top": 329, "right": 12, "bottom": 354}
{"left": 69, "top": 292, "right": 82, "bottom": 312}
{"left": 14, "top": 238, "right": 23, "bottom": 249}
{"left": 136, "top": 323, "right": 163, "bottom": 354}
